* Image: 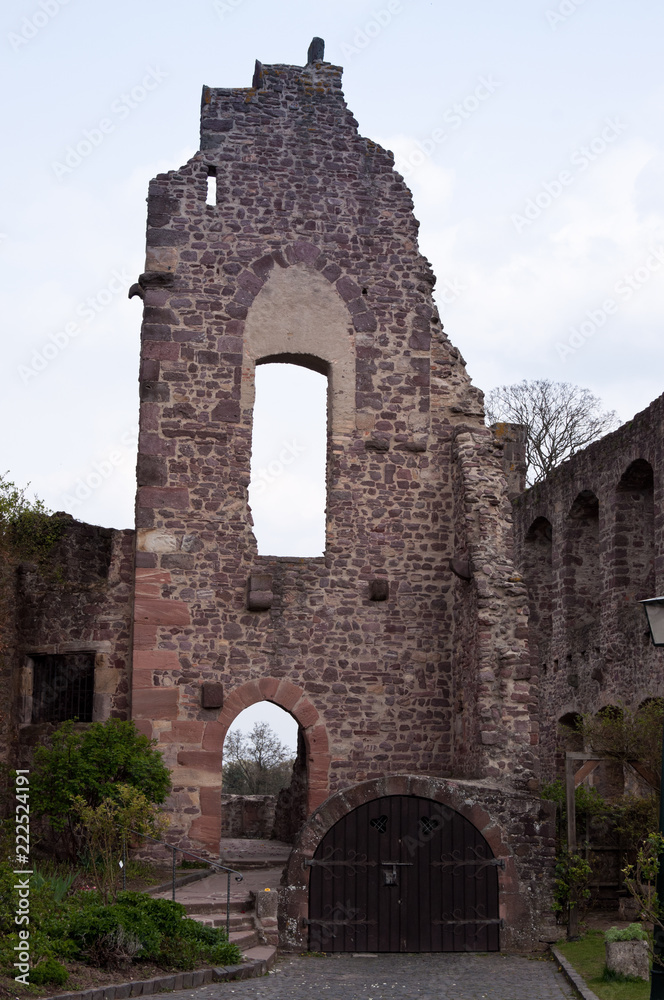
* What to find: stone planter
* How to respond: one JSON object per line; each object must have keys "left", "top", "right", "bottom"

{"left": 605, "top": 939, "right": 650, "bottom": 981}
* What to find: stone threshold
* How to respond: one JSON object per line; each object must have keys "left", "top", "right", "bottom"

{"left": 40, "top": 953, "right": 275, "bottom": 1000}
{"left": 551, "top": 946, "right": 602, "bottom": 1000}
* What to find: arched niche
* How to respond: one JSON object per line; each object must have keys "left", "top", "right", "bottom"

{"left": 613, "top": 459, "right": 654, "bottom": 601}
{"left": 522, "top": 516, "right": 553, "bottom": 635}
{"left": 564, "top": 490, "right": 600, "bottom": 628}
{"left": 555, "top": 711, "right": 583, "bottom": 778}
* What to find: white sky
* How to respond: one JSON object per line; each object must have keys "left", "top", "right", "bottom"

{"left": 227, "top": 703, "right": 299, "bottom": 755}
{"left": 2, "top": 0, "right": 663, "bottom": 549}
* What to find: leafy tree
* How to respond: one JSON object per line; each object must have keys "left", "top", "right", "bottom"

{"left": 484, "top": 380, "right": 618, "bottom": 486}
{"left": 222, "top": 722, "right": 294, "bottom": 795}
{"left": 31, "top": 718, "right": 171, "bottom": 856}
{"left": 575, "top": 701, "right": 664, "bottom": 789}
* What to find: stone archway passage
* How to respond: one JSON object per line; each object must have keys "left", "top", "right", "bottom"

{"left": 307, "top": 794, "right": 500, "bottom": 953}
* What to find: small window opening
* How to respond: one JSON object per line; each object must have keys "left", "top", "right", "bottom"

{"left": 31, "top": 652, "right": 95, "bottom": 724}
{"left": 206, "top": 169, "right": 217, "bottom": 206}
{"left": 419, "top": 816, "right": 439, "bottom": 836}
{"left": 370, "top": 815, "right": 388, "bottom": 834}
{"left": 249, "top": 361, "right": 327, "bottom": 556}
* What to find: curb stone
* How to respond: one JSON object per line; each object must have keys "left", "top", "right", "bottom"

{"left": 40, "top": 956, "right": 273, "bottom": 1000}
{"left": 551, "top": 946, "right": 602, "bottom": 1000}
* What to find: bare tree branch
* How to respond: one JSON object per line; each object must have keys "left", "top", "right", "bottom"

{"left": 484, "top": 380, "right": 619, "bottom": 486}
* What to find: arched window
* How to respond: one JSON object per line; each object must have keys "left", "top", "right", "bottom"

{"left": 248, "top": 359, "right": 328, "bottom": 557}
{"left": 564, "top": 491, "right": 600, "bottom": 628}
{"left": 613, "top": 459, "right": 654, "bottom": 601}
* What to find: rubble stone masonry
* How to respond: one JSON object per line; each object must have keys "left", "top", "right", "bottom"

{"left": 127, "top": 49, "right": 549, "bottom": 945}
{"left": 512, "top": 393, "right": 664, "bottom": 781}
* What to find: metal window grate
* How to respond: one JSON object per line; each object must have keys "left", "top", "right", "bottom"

{"left": 31, "top": 652, "right": 95, "bottom": 723}
{"left": 369, "top": 815, "right": 388, "bottom": 834}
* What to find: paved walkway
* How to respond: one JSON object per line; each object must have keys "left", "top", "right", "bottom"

{"left": 154, "top": 866, "right": 285, "bottom": 906}
{"left": 161, "top": 953, "right": 576, "bottom": 999}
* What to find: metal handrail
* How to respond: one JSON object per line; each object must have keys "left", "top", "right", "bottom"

{"left": 121, "top": 828, "right": 243, "bottom": 940}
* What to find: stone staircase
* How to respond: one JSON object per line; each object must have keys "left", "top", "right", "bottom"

{"left": 150, "top": 840, "right": 289, "bottom": 969}
{"left": 185, "top": 889, "right": 279, "bottom": 966}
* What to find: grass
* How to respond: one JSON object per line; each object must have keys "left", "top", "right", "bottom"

{"left": 556, "top": 930, "right": 649, "bottom": 1000}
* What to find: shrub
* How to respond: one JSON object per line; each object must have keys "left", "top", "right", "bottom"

{"left": 30, "top": 958, "right": 69, "bottom": 987}
{"left": 72, "top": 785, "right": 168, "bottom": 901}
{"left": 68, "top": 892, "right": 242, "bottom": 970}
{"left": 553, "top": 849, "right": 592, "bottom": 919}
{"left": 605, "top": 923, "right": 649, "bottom": 942}
{"left": 30, "top": 718, "right": 171, "bottom": 856}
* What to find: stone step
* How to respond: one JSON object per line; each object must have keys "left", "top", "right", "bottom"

{"left": 243, "top": 944, "right": 277, "bottom": 969}
{"left": 219, "top": 858, "right": 287, "bottom": 870}
{"left": 230, "top": 928, "right": 260, "bottom": 951}
{"left": 184, "top": 899, "right": 254, "bottom": 915}
{"left": 190, "top": 913, "right": 255, "bottom": 931}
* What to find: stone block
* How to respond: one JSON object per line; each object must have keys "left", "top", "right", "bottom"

{"left": 134, "top": 597, "right": 190, "bottom": 626}
{"left": 201, "top": 682, "right": 224, "bottom": 709}
{"left": 369, "top": 579, "right": 389, "bottom": 601}
{"left": 606, "top": 939, "right": 649, "bottom": 981}
{"left": 132, "top": 687, "right": 179, "bottom": 720}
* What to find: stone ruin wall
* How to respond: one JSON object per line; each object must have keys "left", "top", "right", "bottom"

{"left": 128, "top": 51, "right": 541, "bottom": 856}
{"left": 512, "top": 392, "right": 664, "bottom": 783}
{"left": 3, "top": 516, "right": 134, "bottom": 769}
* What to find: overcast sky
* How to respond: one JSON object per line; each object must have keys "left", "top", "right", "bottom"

{"left": 2, "top": 0, "right": 663, "bottom": 539}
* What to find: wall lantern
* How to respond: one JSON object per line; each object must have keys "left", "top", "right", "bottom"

{"left": 639, "top": 597, "right": 664, "bottom": 646}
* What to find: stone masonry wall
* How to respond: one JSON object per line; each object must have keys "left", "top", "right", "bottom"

{"left": 129, "top": 49, "right": 540, "bottom": 859}
{"left": 512, "top": 392, "right": 664, "bottom": 781}
{"left": 8, "top": 515, "right": 134, "bottom": 766}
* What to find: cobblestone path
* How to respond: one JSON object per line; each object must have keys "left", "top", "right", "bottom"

{"left": 166, "top": 953, "right": 576, "bottom": 1000}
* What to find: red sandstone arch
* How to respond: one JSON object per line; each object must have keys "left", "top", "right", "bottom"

{"left": 201, "top": 677, "right": 331, "bottom": 815}
{"left": 280, "top": 774, "right": 543, "bottom": 952}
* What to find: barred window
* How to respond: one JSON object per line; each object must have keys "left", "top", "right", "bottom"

{"left": 31, "top": 652, "right": 95, "bottom": 724}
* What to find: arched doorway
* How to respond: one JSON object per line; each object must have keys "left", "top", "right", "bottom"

{"left": 221, "top": 702, "right": 301, "bottom": 842}
{"left": 307, "top": 794, "right": 500, "bottom": 953}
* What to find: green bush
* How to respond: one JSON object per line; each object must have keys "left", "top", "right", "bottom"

{"left": 0, "top": 876, "right": 242, "bottom": 975}
{"left": 605, "top": 922, "right": 648, "bottom": 942}
{"left": 30, "top": 719, "right": 171, "bottom": 856}
{"left": 30, "top": 958, "right": 69, "bottom": 987}
{"left": 68, "top": 891, "right": 242, "bottom": 969}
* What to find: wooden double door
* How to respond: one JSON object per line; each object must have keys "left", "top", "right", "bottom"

{"left": 308, "top": 795, "right": 501, "bottom": 953}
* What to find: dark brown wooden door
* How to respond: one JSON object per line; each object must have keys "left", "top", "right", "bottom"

{"left": 308, "top": 795, "right": 501, "bottom": 953}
